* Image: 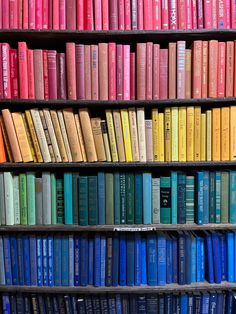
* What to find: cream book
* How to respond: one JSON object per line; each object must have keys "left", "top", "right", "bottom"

{"left": 137, "top": 107, "right": 146, "bottom": 162}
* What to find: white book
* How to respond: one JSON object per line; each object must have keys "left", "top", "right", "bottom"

{"left": 0, "top": 173, "right": 5, "bottom": 225}
{"left": 137, "top": 107, "right": 146, "bottom": 162}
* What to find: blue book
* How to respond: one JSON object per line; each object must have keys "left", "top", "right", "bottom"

{"left": 68, "top": 235, "right": 74, "bottom": 286}
{"left": 165, "top": 294, "right": 173, "bottom": 314}
{"left": 134, "top": 233, "right": 142, "bottom": 286}
{"left": 178, "top": 232, "right": 186, "bottom": 285}
{"left": 88, "top": 238, "right": 94, "bottom": 285}
{"left": 74, "top": 236, "right": 80, "bottom": 286}
{"left": 203, "top": 172, "right": 209, "bottom": 224}
{"left": 209, "top": 293, "right": 217, "bottom": 313}
{"left": 235, "top": 232, "right": 236, "bottom": 282}
{"left": 159, "top": 295, "right": 165, "bottom": 313}
{"left": 81, "top": 234, "right": 88, "bottom": 286}
{"left": 71, "top": 296, "right": 77, "bottom": 314}
{"left": 141, "top": 238, "right": 147, "bottom": 285}
{"left": 127, "top": 233, "right": 135, "bottom": 286}
{"left": 48, "top": 236, "right": 54, "bottom": 287}
{"left": 212, "top": 232, "right": 222, "bottom": 283}
{"left": 37, "top": 295, "right": 46, "bottom": 314}
{"left": 166, "top": 236, "right": 173, "bottom": 284}
{"left": 190, "top": 234, "right": 196, "bottom": 283}
{"left": 171, "top": 172, "right": 178, "bottom": 224}
{"left": 10, "top": 295, "right": 17, "bottom": 314}
{"left": 98, "top": 172, "right": 105, "bottom": 225}
{"left": 10, "top": 237, "right": 19, "bottom": 285}
{"left": 205, "top": 232, "right": 214, "bottom": 283}
{"left": 54, "top": 236, "right": 62, "bottom": 286}
{"left": 216, "top": 293, "right": 224, "bottom": 314}
{"left": 64, "top": 173, "right": 73, "bottom": 224}
{"left": 215, "top": 172, "right": 221, "bottom": 223}
{"left": 146, "top": 295, "right": 158, "bottom": 314}
{"left": 77, "top": 297, "right": 86, "bottom": 314}
{"left": 2, "top": 294, "right": 11, "bottom": 314}
{"left": 146, "top": 234, "right": 157, "bottom": 286}
{"left": 196, "top": 236, "right": 201, "bottom": 283}
{"left": 29, "top": 235, "right": 37, "bottom": 286}
{"left": 200, "top": 237, "right": 205, "bottom": 282}
{"left": 227, "top": 232, "right": 235, "bottom": 282}
{"left": 23, "top": 236, "right": 31, "bottom": 286}
{"left": 160, "top": 176, "right": 171, "bottom": 224}
{"left": 201, "top": 293, "right": 210, "bottom": 314}
{"left": 185, "top": 234, "right": 192, "bottom": 284}
{"left": 209, "top": 172, "right": 216, "bottom": 223}
{"left": 112, "top": 233, "right": 119, "bottom": 287}
{"left": 188, "top": 295, "right": 193, "bottom": 313}
{"left": 114, "top": 172, "right": 120, "bottom": 224}
{"left": 226, "top": 292, "right": 233, "bottom": 314}
{"left": 229, "top": 171, "right": 236, "bottom": 223}
{"left": 100, "top": 235, "right": 106, "bottom": 287}
{"left": 180, "top": 294, "right": 188, "bottom": 314}
{"left": 157, "top": 233, "right": 166, "bottom": 286}
{"left": 42, "top": 236, "right": 48, "bottom": 286}
{"left": 135, "top": 173, "right": 143, "bottom": 224}
{"left": 196, "top": 172, "right": 204, "bottom": 224}
{"left": 61, "top": 236, "right": 69, "bottom": 286}
{"left": 143, "top": 173, "right": 152, "bottom": 224}
{"left": 17, "top": 237, "right": 24, "bottom": 285}
{"left": 36, "top": 236, "right": 43, "bottom": 286}
{"left": 3, "top": 236, "right": 12, "bottom": 285}
{"left": 94, "top": 234, "right": 101, "bottom": 287}
{"left": 119, "top": 233, "right": 126, "bottom": 286}
{"left": 91, "top": 296, "right": 100, "bottom": 313}
{"left": 115, "top": 294, "right": 122, "bottom": 314}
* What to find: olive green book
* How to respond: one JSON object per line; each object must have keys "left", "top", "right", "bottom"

{"left": 105, "top": 173, "right": 114, "bottom": 224}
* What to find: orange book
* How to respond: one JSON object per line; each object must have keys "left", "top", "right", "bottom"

{"left": 221, "top": 107, "right": 230, "bottom": 161}
{"left": 212, "top": 108, "right": 221, "bottom": 161}
{"left": 192, "top": 41, "right": 202, "bottom": 98}
{"left": 168, "top": 42, "right": 176, "bottom": 99}
{"left": 0, "top": 123, "right": 6, "bottom": 163}
{"left": 234, "top": 41, "right": 236, "bottom": 96}
{"left": 230, "top": 106, "right": 236, "bottom": 160}
{"left": 208, "top": 40, "right": 218, "bottom": 98}
{"left": 0, "top": 116, "right": 13, "bottom": 162}
{"left": 226, "top": 41, "right": 234, "bottom": 97}
{"left": 201, "top": 41, "right": 208, "bottom": 98}
{"left": 98, "top": 43, "right": 108, "bottom": 100}
{"left": 185, "top": 49, "right": 192, "bottom": 99}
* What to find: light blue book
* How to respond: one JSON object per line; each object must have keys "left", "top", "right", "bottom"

{"left": 143, "top": 173, "right": 152, "bottom": 224}
{"left": 171, "top": 172, "right": 178, "bottom": 224}
{"left": 230, "top": 171, "right": 236, "bottom": 223}
{"left": 227, "top": 232, "right": 235, "bottom": 282}
{"left": 180, "top": 294, "right": 188, "bottom": 314}
{"left": 152, "top": 177, "right": 160, "bottom": 224}
{"left": 215, "top": 172, "right": 221, "bottom": 224}
{"left": 64, "top": 173, "right": 73, "bottom": 224}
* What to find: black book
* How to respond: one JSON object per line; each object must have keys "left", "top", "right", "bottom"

{"left": 165, "top": 294, "right": 173, "bottom": 314}
{"left": 77, "top": 296, "right": 86, "bottom": 314}
{"left": 137, "top": 295, "right": 146, "bottom": 314}
{"left": 24, "top": 296, "right": 31, "bottom": 314}
{"left": 92, "top": 296, "right": 101, "bottom": 314}
{"left": 52, "top": 296, "right": 60, "bottom": 314}
{"left": 84, "top": 296, "right": 93, "bottom": 314}
{"left": 57, "top": 295, "right": 66, "bottom": 314}
{"left": 31, "top": 294, "right": 40, "bottom": 314}
{"left": 129, "top": 295, "right": 136, "bottom": 314}
{"left": 16, "top": 294, "right": 25, "bottom": 314}
{"left": 64, "top": 296, "right": 73, "bottom": 314}
{"left": 122, "top": 295, "right": 129, "bottom": 314}
{"left": 45, "top": 296, "right": 54, "bottom": 314}
{"left": 146, "top": 294, "right": 158, "bottom": 314}
{"left": 159, "top": 294, "right": 165, "bottom": 314}
{"left": 100, "top": 295, "right": 108, "bottom": 314}
{"left": 37, "top": 296, "right": 46, "bottom": 314}
{"left": 108, "top": 295, "right": 116, "bottom": 314}
{"left": 10, "top": 295, "right": 17, "bottom": 314}
{"left": 71, "top": 296, "right": 78, "bottom": 314}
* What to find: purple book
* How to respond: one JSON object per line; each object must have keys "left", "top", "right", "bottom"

{"left": 75, "top": 44, "right": 85, "bottom": 100}
{"left": 48, "top": 50, "right": 58, "bottom": 99}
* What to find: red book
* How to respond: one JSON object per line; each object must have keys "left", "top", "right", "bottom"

{"left": 191, "top": 0, "right": 197, "bottom": 29}
{"left": 9, "top": 49, "right": 18, "bottom": 99}
{"left": 84, "top": 46, "right": 92, "bottom": 100}
{"left": 137, "top": 0, "right": 143, "bottom": 30}
{"left": 177, "top": 0, "right": 186, "bottom": 29}
{"left": 66, "top": 0, "right": 76, "bottom": 30}
{"left": 159, "top": 49, "right": 168, "bottom": 100}
{"left": 201, "top": 41, "right": 208, "bottom": 98}
{"left": 0, "top": 0, "right": 2, "bottom": 28}
{"left": 48, "top": 0, "right": 53, "bottom": 29}
{"left": 18, "top": 0, "right": 23, "bottom": 28}
{"left": 110, "top": 0, "right": 119, "bottom": 30}
{"left": 18, "top": 42, "right": 28, "bottom": 99}
{"left": 94, "top": 0, "right": 102, "bottom": 30}
{"left": 53, "top": 0, "right": 59, "bottom": 29}
{"left": 75, "top": 44, "right": 85, "bottom": 100}
{"left": 130, "top": 52, "right": 135, "bottom": 100}
{"left": 197, "top": 0, "right": 203, "bottom": 28}
{"left": 77, "top": 0, "right": 84, "bottom": 30}
{"left": 146, "top": 42, "right": 153, "bottom": 100}
{"left": 91, "top": 45, "right": 99, "bottom": 100}
{"left": 27, "top": 49, "right": 35, "bottom": 99}
{"left": 2, "top": 0, "right": 10, "bottom": 28}
{"left": 144, "top": 0, "right": 152, "bottom": 29}
{"left": 212, "top": 0, "right": 217, "bottom": 29}
{"left": 185, "top": 0, "right": 192, "bottom": 29}
{"left": 192, "top": 41, "right": 202, "bottom": 98}
{"left": 124, "top": 0, "right": 131, "bottom": 29}
{"left": 131, "top": 0, "right": 137, "bottom": 30}
{"left": 9, "top": 0, "right": 18, "bottom": 29}
{"left": 118, "top": 0, "right": 125, "bottom": 30}
{"left": 34, "top": 50, "right": 44, "bottom": 99}
{"left": 153, "top": 44, "right": 160, "bottom": 100}
{"left": 137, "top": 43, "right": 146, "bottom": 100}
{"left": 43, "top": 50, "right": 49, "bottom": 100}
{"left": 48, "top": 50, "right": 57, "bottom": 99}
{"left": 225, "top": 0, "right": 231, "bottom": 29}
{"left": 98, "top": 43, "right": 108, "bottom": 100}
{"left": 218, "top": 0, "right": 225, "bottom": 28}
{"left": 116, "top": 44, "right": 123, "bottom": 100}
{"left": 57, "top": 53, "right": 67, "bottom": 99}
{"left": 204, "top": 0, "right": 212, "bottom": 28}
{"left": 226, "top": 42, "right": 234, "bottom": 97}
{"left": 208, "top": 40, "right": 218, "bottom": 98}
{"left": 29, "top": 0, "right": 36, "bottom": 29}
{"left": 85, "top": 0, "right": 94, "bottom": 30}
{"left": 217, "top": 42, "right": 226, "bottom": 98}
{"left": 177, "top": 41, "right": 186, "bottom": 99}
{"left": 59, "top": 0, "right": 66, "bottom": 29}
{"left": 23, "top": 0, "right": 29, "bottom": 29}
{"left": 169, "top": 0, "right": 178, "bottom": 30}
{"left": 231, "top": 0, "right": 236, "bottom": 28}
{"left": 0, "top": 45, "right": 3, "bottom": 98}
{"left": 108, "top": 43, "right": 117, "bottom": 100}
{"left": 66, "top": 43, "right": 77, "bottom": 100}
{"left": 161, "top": 0, "right": 169, "bottom": 29}
{"left": 36, "top": 0, "right": 43, "bottom": 29}
{"left": 42, "top": 0, "right": 49, "bottom": 29}
{"left": 123, "top": 45, "right": 130, "bottom": 100}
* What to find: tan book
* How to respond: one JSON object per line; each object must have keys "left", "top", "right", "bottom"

{"left": 50, "top": 110, "right": 68, "bottom": 162}
{"left": 185, "top": 49, "right": 192, "bottom": 98}
{"left": 21, "top": 113, "right": 37, "bottom": 162}
{"left": 200, "top": 113, "right": 206, "bottom": 161}
{"left": 187, "top": 107, "right": 194, "bottom": 161}
{"left": 164, "top": 108, "right": 171, "bottom": 162}
{"left": 194, "top": 107, "right": 201, "bottom": 161}
{"left": 212, "top": 108, "right": 221, "bottom": 161}
{"left": 79, "top": 108, "right": 98, "bottom": 162}
{"left": 128, "top": 108, "right": 139, "bottom": 162}
{"left": 63, "top": 109, "right": 82, "bottom": 162}
{"left": 206, "top": 110, "right": 212, "bottom": 161}
{"left": 0, "top": 115, "right": 13, "bottom": 162}
{"left": 145, "top": 120, "right": 153, "bottom": 161}
{"left": 230, "top": 106, "right": 236, "bottom": 160}
{"left": 74, "top": 113, "right": 87, "bottom": 162}
{"left": 57, "top": 110, "right": 73, "bottom": 162}
{"left": 101, "top": 120, "right": 112, "bottom": 162}
{"left": 112, "top": 110, "right": 125, "bottom": 162}
{"left": 152, "top": 109, "right": 159, "bottom": 161}
{"left": 1, "top": 109, "right": 22, "bottom": 162}
{"left": 221, "top": 107, "right": 230, "bottom": 161}
{"left": 39, "top": 110, "right": 55, "bottom": 162}
{"left": 91, "top": 117, "right": 106, "bottom": 162}
{"left": 105, "top": 109, "right": 118, "bottom": 162}
{"left": 137, "top": 107, "right": 146, "bottom": 162}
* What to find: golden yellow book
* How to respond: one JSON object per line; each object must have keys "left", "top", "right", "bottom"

{"left": 164, "top": 108, "right": 171, "bottom": 161}
{"left": 200, "top": 113, "right": 206, "bottom": 161}
{"left": 105, "top": 109, "right": 119, "bottom": 162}
{"left": 212, "top": 108, "right": 221, "bottom": 161}
{"left": 158, "top": 113, "right": 165, "bottom": 162}
{"left": 194, "top": 107, "right": 201, "bottom": 161}
{"left": 186, "top": 106, "right": 194, "bottom": 161}
{"left": 120, "top": 109, "right": 133, "bottom": 162}
{"left": 178, "top": 107, "right": 187, "bottom": 162}
{"left": 206, "top": 110, "right": 212, "bottom": 161}
{"left": 21, "top": 112, "right": 37, "bottom": 162}
{"left": 171, "top": 107, "right": 178, "bottom": 162}
{"left": 221, "top": 107, "right": 229, "bottom": 161}
{"left": 230, "top": 106, "right": 236, "bottom": 160}
{"left": 152, "top": 108, "right": 159, "bottom": 161}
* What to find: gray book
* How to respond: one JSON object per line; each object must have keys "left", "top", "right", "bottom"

{"left": 42, "top": 173, "right": 51, "bottom": 224}
{"left": 35, "top": 178, "right": 43, "bottom": 225}
{"left": 152, "top": 178, "right": 160, "bottom": 224}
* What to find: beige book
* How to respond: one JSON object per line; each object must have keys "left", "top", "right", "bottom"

{"left": 79, "top": 108, "right": 98, "bottom": 162}
{"left": 186, "top": 106, "right": 194, "bottom": 161}
{"left": 21, "top": 113, "right": 37, "bottom": 162}
{"left": 0, "top": 116, "right": 13, "bottom": 162}
{"left": 112, "top": 110, "right": 125, "bottom": 162}
{"left": 101, "top": 120, "right": 112, "bottom": 162}
{"left": 74, "top": 113, "right": 87, "bottom": 162}
{"left": 230, "top": 106, "right": 236, "bottom": 160}
{"left": 57, "top": 110, "right": 73, "bottom": 162}
{"left": 91, "top": 117, "right": 106, "bottom": 161}
{"left": 63, "top": 109, "right": 82, "bottom": 162}
{"left": 12, "top": 112, "right": 33, "bottom": 162}
{"left": 39, "top": 110, "right": 55, "bottom": 162}
{"left": 105, "top": 110, "right": 118, "bottom": 162}
{"left": 200, "top": 113, "right": 206, "bottom": 161}
{"left": 194, "top": 107, "right": 201, "bottom": 161}
{"left": 206, "top": 110, "right": 212, "bottom": 161}
{"left": 185, "top": 49, "right": 192, "bottom": 98}
{"left": 128, "top": 108, "right": 139, "bottom": 161}
{"left": 145, "top": 120, "right": 153, "bottom": 161}
{"left": 137, "top": 107, "right": 146, "bottom": 162}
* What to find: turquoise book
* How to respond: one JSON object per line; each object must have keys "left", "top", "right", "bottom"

{"left": 160, "top": 177, "right": 171, "bottom": 224}
{"left": 196, "top": 172, "right": 204, "bottom": 225}
{"left": 230, "top": 171, "right": 236, "bottom": 223}
{"left": 64, "top": 173, "right": 73, "bottom": 224}
{"left": 143, "top": 173, "right": 152, "bottom": 224}
{"left": 215, "top": 172, "right": 221, "bottom": 224}
{"left": 88, "top": 176, "right": 98, "bottom": 225}
{"left": 114, "top": 173, "right": 121, "bottom": 225}
{"left": 171, "top": 172, "right": 177, "bottom": 224}
{"left": 79, "top": 176, "right": 88, "bottom": 226}
{"left": 209, "top": 172, "right": 215, "bottom": 223}
{"left": 26, "top": 172, "right": 36, "bottom": 225}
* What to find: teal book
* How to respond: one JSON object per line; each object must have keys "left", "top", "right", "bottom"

{"left": 152, "top": 177, "right": 160, "bottom": 224}
{"left": 42, "top": 172, "right": 51, "bottom": 225}
{"left": 171, "top": 172, "right": 177, "bottom": 224}
{"left": 221, "top": 172, "right": 229, "bottom": 224}
{"left": 195, "top": 172, "right": 204, "bottom": 225}
{"left": 19, "top": 173, "right": 27, "bottom": 225}
{"left": 215, "top": 172, "right": 221, "bottom": 224}
{"left": 105, "top": 173, "right": 114, "bottom": 224}
{"left": 120, "top": 173, "right": 126, "bottom": 224}
{"left": 88, "top": 176, "right": 98, "bottom": 225}
{"left": 160, "top": 177, "right": 171, "bottom": 224}
{"left": 135, "top": 174, "right": 143, "bottom": 224}
{"left": 114, "top": 173, "right": 120, "bottom": 224}
{"left": 209, "top": 172, "right": 215, "bottom": 223}
{"left": 26, "top": 172, "right": 36, "bottom": 225}
{"left": 98, "top": 172, "right": 105, "bottom": 225}
{"left": 56, "top": 179, "right": 64, "bottom": 224}
{"left": 51, "top": 174, "right": 57, "bottom": 225}
{"left": 79, "top": 176, "right": 88, "bottom": 226}
{"left": 72, "top": 174, "right": 79, "bottom": 225}
{"left": 186, "top": 176, "right": 194, "bottom": 224}
{"left": 177, "top": 173, "right": 186, "bottom": 224}
{"left": 64, "top": 173, "right": 73, "bottom": 224}
{"left": 143, "top": 173, "right": 152, "bottom": 224}
{"left": 230, "top": 171, "right": 236, "bottom": 223}
{"left": 126, "top": 173, "right": 135, "bottom": 224}
{"left": 203, "top": 172, "right": 209, "bottom": 224}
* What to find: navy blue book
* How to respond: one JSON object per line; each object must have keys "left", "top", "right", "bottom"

{"left": 212, "top": 232, "right": 222, "bottom": 283}
{"left": 209, "top": 293, "right": 217, "bottom": 313}
{"left": 57, "top": 296, "right": 66, "bottom": 314}
{"left": 77, "top": 297, "right": 86, "bottom": 314}
{"left": 129, "top": 295, "right": 136, "bottom": 314}
{"left": 159, "top": 295, "right": 165, "bottom": 314}
{"left": 105, "top": 236, "right": 112, "bottom": 287}
{"left": 71, "top": 296, "right": 78, "bottom": 314}
{"left": 45, "top": 296, "right": 53, "bottom": 314}
{"left": 74, "top": 236, "right": 80, "bottom": 286}
{"left": 94, "top": 234, "right": 101, "bottom": 287}
{"left": 177, "top": 173, "right": 186, "bottom": 224}
{"left": 17, "top": 237, "right": 24, "bottom": 285}
{"left": 10, "top": 295, "right": 17, "bottom": 314}
{"left": 201, "top": 293, "right": 210, "bottom": 314}
{"left": 54, "top": 236, "right": 62, "bottom": 286}
{"left": 112, "top": 233, "right": 119, "bottom": 287}
{"left": 10, "top": 236, "right": 19, "bottom": 285}
{"left": 108, "top": 296, "right": 116, "bottom": 313}
{"left": 146, "top": 234, "right": 157, "bottom": 286}
{"left": 100, "top": 295, "right": 109, "bottom": 314}
{"left": 216, "top": 293, "right": 224, "bottom": 314}
{"left": 100, "top": 235, "right": 106, "bottom": 287}
{"left": 134, "top": 232, "right": 142, "bottom": 286}
{"left": 165, "top": 295, "right": 173, "bottom": 314}
{"left": 166, "top": 236, "right": 173, "bottom": 284}
{"left": 36, "top": 236, "right": 43, "bottom": 287}
{"left": 171, "top": 235, "right": 178, "bottom": 283}
{"left": 88, "top": 238, "right": 94, "bottom": 285}
{"left": 219, "top": 233, "right": 227, "bottom": 281}
{"left": 115, "top": 294, "right": 122, "bottom": 314}
{"left": 92, "top": 296, "right": 101, "bottom": 313}
{"left": 48, "top": 236, "right": 54, "bottom": 287}
{"left": 2, "top": 294, "right": 11, "bottom": 314}
{"left": 80, "top": 233, "right": 89, "bottom": 286}
{"left": 172, "top": 295, "right": 178, "bottom": 314}
{"left": 52, "top": 297, "right": 59, "bottom": 314}
{"left": 137, "top": 295, "right": 146, "bottom": 314}
{"left": 98, "top": 172, "right": 105, "bottom": 225}
{"left": 126, "top": 233, "right": 135, "bottom": 286}
{"left": 226, "top": 292, "right": 233, "bottom": 314}
{"left": 3, "top": 236, "right": 12, "bottom": 285}
{"left": 64, "top": 296, "right": 73, "bottom": 314}
{"left": 29, "top": 235, "right": 37, "bottom": 286}
{"left": 157, "top": 233, "right": 166, "bottom": 286}
{"left": 119, "top": 233, "right": 126, "bottom": 286}
{"left": 146, "top": 295, "right": 158, "bottom": 314}
{"left": 42, "top": 236, "right": 48, "bottom": 286}
{"left": 178, "top": 232, "right": 186, "bottom": 285}
{"left": 205, "top": 231, "right": 214, "bottom": 283}
{"left": 16, "top": 295, "right": 25, "bottom": 314}
{"left": 180, "top": 294, "right": 188, "bottom": 314}
{"left": 31, "top": 295, "right": 39, "bottom": 314}
{"left": 185, "top": 233, "right": 192, "bottom": 285}
{"left": 24, "top": 296, "right": 31, "bottom": 314}
{"left": 23, "top": 236, "right": 31, "bottom": 286}
{"left": 61, "top": 236, "right": 69, "bottom": 286}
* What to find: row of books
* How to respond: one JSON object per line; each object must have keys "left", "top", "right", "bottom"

{"left": 2, "top": 40, "right": 236, "bottom": 101}
{"left": 1, "top": 0, "right": 236, "bottom": 31}
{"left": 1, "top": 170, "right": 236, "bottom": 226}
{"left": 2, "top": 292, "right": 236, "bottom": 314}
{"left": 0, "top": 232, "right": 235, "bottom": 287}
{"left": 1, "top": 105, "right": 236, "bottom": 164}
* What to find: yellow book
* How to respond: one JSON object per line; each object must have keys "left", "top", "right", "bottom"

{"left": 212, "top": 108, "right": 221, "bottom": 161}
{"left": 164, "top": 108, "right": 171, "bottom": 162}
{"left": 178, "top": 107, "right": 187, "bottom": 162}
{"left": 152, "top": 108, "right": 159, "bottom": 161}
{"left": 194, "top": 107, "right": 201, "bottom": 161}
{"left": 221, "top": 107, "right": 229, "bottom": 161}
{"left": 230, "top": 106, "right": 236, "bottom": 160}
{"left": 120, "top": 109, "right": 133, "bottom": 162}
{"left": 206, "top": 110, "right": 212, "bottom": 161}
{"left": 186, "top": 106, "right": 194, "bottom": 161}
{"left": 200, "top": 113, "right": 206, "bottom": 161}
{"left": 158, "top": 113, "right": 165, "bottom": 162}
{"left": 105, "top": 109, "right": 118, "bottom": 162}
{"left": 171, "top": 107, "right": 178, "bottom": 162}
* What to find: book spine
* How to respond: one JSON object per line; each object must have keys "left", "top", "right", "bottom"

{"left": 29, "top": 0, "right": 36, "bottom": 29}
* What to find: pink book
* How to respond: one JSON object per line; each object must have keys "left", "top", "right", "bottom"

{"left": 197, "top": 0, "right": 203, "bottom": 28}
{"left": 91, "top": 45, "right": 99, "bottom": 100}
{"left": 137, "top": 0, "right": 143, "bottom": 29}
{"left": 98, "top": 43, "right": 108, "bottom": 100}
{"left": 48, "top": 50, "right": 57, "bottom": 99}
{"left": 137, "top": 43, "right": 146, "bottom": 100}
{"left": 66, "top": 0, "right": 76, "bottom": 30}
{"left": 108, "top": 43, "right": 117, "bottom": 100}
{"left": 53, "top": 0, "right": 59, "bottom": 29}
{"left": 153, "top": 44, "right": 160, "bottom": 99}
{"left": 212, "top": 0, "right": 217, "bottom": 29}
{"left": 123, "top": 45, "right": 130, "bottom": 100}
{"left": 18, "top": 0, "right": 23, "bottom": 29}
{"left": 177, "top": 0, "right": 186, "bottom": 29}
{"left": 85, "top": 0, "right": 94, "bottom": 30}
{"left": 130, "top": 52, "right": 135, "bottom": 100}
{"left": 36, "top": 0, "right": 43, "bottom": 29}
{"left": 131, "top": 0, "right": 137, "bottom": 30}
{"left": 177, "top": 41, "right": 186, "bottom": 99}
{"left": 204, "top": 0, "right": 212, "bottom": 28}
{"left": 10, "top": 49, "right": 19, "bottom": 98}
{"left": 84, "top": 46, "right": 91, "bottom": 100}
{"left": 161, "top": 0, "right": 169, "bottom": 29}
{"left": 124, "top": 0, "right": 131, "bottom": 29}
{"left": 43, "top": 50, "right": 49, "bottom": 100}
{"left": 153, "top": 0, "right": 161, "bottom": 30}
{"left": 94, "top": 0, "right": 102, "bottom": 30}
{"left": 118, "top": 0, "right": 125, "bottom": 30}
{"left": 48, "top": 0, "right": 53, "bottom": 28}
{"left": 57, "top": 53, "right": 67, "bottom": 99}
{"left": 192, "top": 41, "right": 202, "bottom": 98}
{"left": 144, "top": 0, "right": 152, "bottom": 29}
{"left": 75, "top": 44, "right": 85, "bottom": 100}
{"left": 27, "top": 49, "right": 35, "bottom": 99}
{"left": 29, "top": 0, "right": 36, "bottom": 29}
{"left": 59, "top": 0, "right": 66, "bottom": 29}
{"left": 225, "top": 0, "right": 231, "bottom": 28}
{"left": 34, "top": 50, "right": 44, "bottom": 99}
{"left": 146, "top": 42, "right": 153, "bottom": 100}
{"left": 77, "top": 0, "right": 84, "bottom": 29}
{"left": 116, "top": 44, "right": 123, "bottom": 100}
{"left": 9, "top": 0, "right": 18, "bottom": 29}
{"left": 23, "top": 0, "right": 29, "bottom": 29}
{"left": 110, "top": 0, "right": 119, "bottom": 30}
{"left": 0, "top": 0, "right": 2, "bottom": 28}
{"left": 18, "top": 42, "right": 28, "bottom": 99}
{"left": 217, "top": 0, "right": 225, "bottom": 28}
{"left": 66, "top": 43, "right": 77, "bottom": 100}
{"left": 2, "top": 0, "right": 10, "bottom": 28}
{"left": 102, "top": 0, "right": 109, "bottom": 30}
{"left": 42, "top": 0, "right": 48, "bottom": 29}
{"left": 217, "top": 42, "right": 226, "bottom": 97}
{"left": 0, "top": 45, "right": 3, "bottom": 98}
{"left": 159, "top": 49, "right": 168, "bottom": 100}
{"left": 191, "top": 0, "right": 197, "bottom": 29}
{"left": 201, "top": 41, "right": 208, "bottom": 98}
{"left": 231, "top": 0, "right": 236, "bottom": 28}
{"left": 169, "top": 0, "right": 178, "bottom": 29}
{"left": 185, "top": 0, "right": 192, "bottom": 29}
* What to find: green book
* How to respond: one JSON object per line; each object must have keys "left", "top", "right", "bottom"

{"left": 56, "top": 178, "right": 64, "bottom": 224}
{"left": 13, "top": 175, "right": 20, "bottom": 225}
{"left": 51, "top": 174, "right": 57, "bottom": 224}
{"left": 209, "top": 172, "right": 215, "bottom": 223}
{"left": 120, "top": 173, "right": 126, "bottom": 224}
{"left": 19, "top": 173, "right": 27, "bottom": 225}
{"left": 79, "top": 176, "right": 88, "bottom": 226}
{"left": 26, "top": 172, "right": 36, "bottom": 225}
{"left": 105, "top": 173, "right": 114, "bottom": 224}
{"left": 114, "top": 173, "right": 120, "bottom": 224}
{"left": 72, "top": 173, "right": 79, "bottom": 224}
{"left": 126, "top": 173, "right": 134, "bottom": 224}
{"left": 160, "top": 176, "right": 171, "bottom": 224}
{"left": 88, "top": 176, "right": 98, "bottom": 225}
{"left": 221, "top": 172, "right": 229, "bottom": 223}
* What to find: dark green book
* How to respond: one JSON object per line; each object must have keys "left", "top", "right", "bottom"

{"left": 126, "top": 173, "right": 135, "bottom": 224}
{"left": 221, "top": 172, "right": 229, "bottom": 223}
{"left": 105, "top": 173, "right": 114, "bottom": 224}
{"left": 120, "top": 173, "right": 126, "bottom": 224}
{"left": 114, "top": 173, "right": 120, "bottom": 224}
{"left": 56, "top": 178, "right": 64, "bottom": 224}
{"left": 79, "top": 176, "right": 88, "bottom": 226}
{"left": 19, "top": 174, "right": 27, "bottom": 225}
{"left": 209, "top": 172, "right": 215, "bottom": 223}
{"left": 160, "top": 176, "right": 171, "bottom": 224}
{"left": 88, "top": 176, "right": 98, "bottom": 225}
{"left": 72, "top": 173, "right": 79, "bottom": 224}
